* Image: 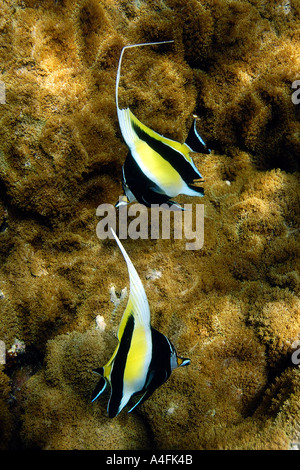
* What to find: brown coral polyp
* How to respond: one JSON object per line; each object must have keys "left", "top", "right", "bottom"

{"left": 0, "top": 0, "right": 299, "bottom": 451}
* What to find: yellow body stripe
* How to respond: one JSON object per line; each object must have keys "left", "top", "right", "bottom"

{"left": 118, "top": 107, "right": 203, "bottom": 197}
{"left": 117, "top": 300, "right": 133, "bottom": 341}
{"left": 129, "top": 109, "right": 193, "bottom": 163}
{"left": 123, "top": 325, "right": 149, "bottom": 383}
{"left": 134, "top": 139, "right": 183, "bottom": 195}
{"left": 103, "top": 353, "right": 115, "bottom": 379}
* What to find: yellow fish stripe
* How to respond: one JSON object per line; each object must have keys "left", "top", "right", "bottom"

{"left": 91, "top": 230, "right": 191, "bottom": 418}
{"left": 118, "top": 108, "right": 197, "bottom": 196}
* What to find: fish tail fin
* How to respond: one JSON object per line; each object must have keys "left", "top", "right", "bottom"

{"left": 185, "top": 117, "right": 211, "bottom": 154}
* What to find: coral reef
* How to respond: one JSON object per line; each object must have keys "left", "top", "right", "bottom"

{"left": 21, "top": 330, "right": 151, "bottom": 449}
{"left": 0, "top": 0, "right": 299, "bottom": 450}
{"left": 0, "top": 365, "right": 12, "bottom": 450}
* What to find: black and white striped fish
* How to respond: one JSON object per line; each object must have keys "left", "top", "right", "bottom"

{"left": 91, "top": 228, "right": 190, "bottom": 418}
{"left": 114, "top": 41, "right": 211, "bottom": 210}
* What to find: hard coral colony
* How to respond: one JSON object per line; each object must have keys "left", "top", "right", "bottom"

{"left": 0, "top": 0, "right": 299, "bottom": 452}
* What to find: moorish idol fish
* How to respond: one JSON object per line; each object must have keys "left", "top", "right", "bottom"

{"left": 91, "top": 228, "right": 190, "bottom": 418}
{"left": 114, "top": 40, "right": 211, "bottom": 210}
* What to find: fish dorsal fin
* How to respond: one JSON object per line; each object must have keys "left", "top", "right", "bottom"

{"left": 116, "top": 41, "right": 174, "bottom": 153}
{"left": 110, "top": 228, "right": 151, "bottom": 338}
{"left": 118, "top": 107, "right": 192, "bottom": 160}
{"left": 115, "top": 40, "right": 174, "bottom": 112}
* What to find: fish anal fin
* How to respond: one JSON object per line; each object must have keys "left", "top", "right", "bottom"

{"left": 108, "top": 389, "right": 133, "bottom": 419}
{"left": 91, "top": 375, "right": 107, "bottom": 403}
{"left": 128, "top": 390, "right": 150, "bottom": 413}
{"left": 149, "top": 185, "right": 166, "bottom": 195}
{"left": 127, "top": 370, "right": 158, "bottom": 413}
{"left": 128, "top": 367, "right": 169, "bottom": 413}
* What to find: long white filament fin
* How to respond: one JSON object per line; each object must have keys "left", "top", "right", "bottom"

{"left": 110, "top": 228, "right": 150, "bottom": 328}
{"left": 115, "top": 40, "right": 174, "bottom": 111}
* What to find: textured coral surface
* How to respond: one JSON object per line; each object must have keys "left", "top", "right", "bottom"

{"left": 0, "top": 0, "right": 300, "bottom": 450}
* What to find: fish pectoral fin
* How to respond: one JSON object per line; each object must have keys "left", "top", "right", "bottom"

{"left": 167, "top": 200, "right": 185, "bottom": 211}
{"left": 149, "top": 185, "right": 166, "bottom": 195}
